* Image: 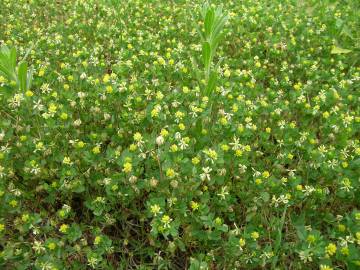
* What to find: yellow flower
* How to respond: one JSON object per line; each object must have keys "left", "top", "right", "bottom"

{"left": 123, "top": 162, "right": 132, "bottom": 173}
{"left": 255, "top": 178, "right": 262, "bottom": 185}
{"left": 161, "top": 215, "right": 171, "bottom": 223}
{"left": 262, "top": 171, "right": 270, "bottom": 178}
{"left": 92, "top": 146, "right": 101, "bottom": 154}
{"left": 156, "top": 91, "right": 164, "bottom": 100}
{"left": 206, "top": 149, "right": 218, "bottom": 160}
{"left": 178, "top": 123, "right": 185, "bottom": 130}
{"left": 133, "top": 132, "right": 142, "bottom": 142}
{"left": 160, "top": 129, "right": 169, "bottom": 137}
{"left": 239, "top": 238, "right": 246, "bottom": 247}
{"left": 221, "top": 144, "right": 230, "bottom": 152}
{"left": 307, "top": 234, "right": 316, "bottom": 243}
{"left": 106, "top": 85, "right": 113, "bottom": 94}
{"left": 235, "top": 149, "right": 243, "bottom": 157}
{"left": 9, "top": 200, "right": 18, "bottom": 207}
{"left": 215, "top": 217, "right": 222, "bottom": 225}
{"left": 48, "top": 242, "right": 56, "bottom": 250}
{"left": 21, "top": 214, "right": 29, "bottom": 222}
{"left": 151, "top": 108, "right": 159, "bottom": 118}
{"left": 0, "top": 223, "right": 5, "bottom": 232}
{"left": 58, "top": 210, "right": 66, "bottom": 218}
{"left": 63, "top": 156, "right": 71, "bottom": 165}
{"left": 320, "top": 265, "right": 333, "bottom": 270}
{"left": 192, "top": 157, "right": 200, "bottom": 165}
{"left": 170, "top": 144, "right": 178, "bottom": 152}
{"left": 338, "top": 224, "right": 346, "bottom": 232}
{"left": 94, "top": 236, "right": 102, "bottom": 245}
{"left": 251, "top": 231, "right": 259, "bottom": 240}
{"left": 325, "top": 243, "right": 337, "bottom": 256}
{"left": 182, "top": 86, "right": 190, "bottom": 93}
{"left": 190, "top": 201, "right": 199, "bottom": 211}
{"left": 77, "top": 141, "right": 85, "bottom": 148}
{"left": 293, "top": 82, "right": 302, "bottom": 91}
{"left": 103, "top": 74, "right": 110, "bottom": 83}
{"left": 25, "top": 90, "right": 34, "bottom": 97}
{"left": 38, "top": 69, "right": 45, "bottom": 77}
{"left": 150, "top": 204, "right": 161, "bottom": 216}
{"left": 341, "top": 247, "right": 349, "bottom": 256}
{"left": 129, "top": 144, "right": 137, "bottom": 151}
{"left": 159, "top": 57, "right": 166, "bottom": 65}
{"left": 224, "top": 69, "right": 231, "bottom": 77}
{"left": 60, "top": 112, "right": 68, "bottom": 120}
{"left": 220, "top": 117, "right": 228, "bottom": 125}
{"left": 48, "top": 103, "right": 57, "bottom": 114}
{"left": 232, "top": 104, "right": 238, "bottom": 112}
{"left": 59, "top": 224, "right": 69, "bottom": 233}
{"left": 166, "top": 168, "right": 175, "bottom": 178}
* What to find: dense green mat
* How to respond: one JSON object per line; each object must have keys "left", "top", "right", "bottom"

{"left": 0, "top": 0, "right": 359, "bottom": 269}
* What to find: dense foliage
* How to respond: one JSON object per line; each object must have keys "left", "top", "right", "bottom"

{"left": 0, "top": 0, "right": 360, "bottom": 269}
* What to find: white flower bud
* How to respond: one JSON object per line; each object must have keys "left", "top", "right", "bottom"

{"left": 156, "top": 135, "right": 164, "bottom": 146}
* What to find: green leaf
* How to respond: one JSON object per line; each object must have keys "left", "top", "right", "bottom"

{"left": 191, "top": 11, "right": 205, "bottom": 41}
{"left": 331, "top": 46, "right": 352, "bottom": 54}
{"left": 27, "top": 67, "right": 33, "bottom": 90}
{"left": 67, "top": 224, "right": 82, "bottom": 242}
{"left": 9, "top": 47, "right": 17, "bottom": 69}
{"left": 212, "top": 14, "right": 228, "bottom": 41}
{"left": 204, "top": 71, "right": 217, "bottom": 97}
{"left": 260, "top": 192, "right": 270, "bottom": 202}
{"left": 0, "top": 45, "right": 17, "bottom": 81}
{"left": 271, "top": 207, "right": 288, "bottom": 268}
{"left": 210, "top": 31, "right": 226, "bottom": 55}
{"left": 18, "top": 61, "right": 28, "bottom": 91}
{"left": 204, "top": 8, "right": 215, "bottom": 39}
{"left": 202, "top": 41, "right": 211, "bottom": 70}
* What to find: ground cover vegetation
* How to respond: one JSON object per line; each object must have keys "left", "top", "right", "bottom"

{"left": 0, "top": 0, "right": 360, "bottom": 269}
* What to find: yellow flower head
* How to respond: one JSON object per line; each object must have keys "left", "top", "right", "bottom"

{"left": 94, "top": 236, "right": 102, "bottom": 245}
{"left": 123, "top": 162, "right": 132, "bottom": 173}
{"left": 133, "top": 132, "right": 142, "bottom": 142}
{"left": 150, "top": 204, "right": 161, "bottom": 216}
{"left": 325, "top": 243, "right": 337, "bottom": 256}
{"left": 92, "top": 146, "right": 101, "bottom": 154}
{"left": 251, "top": 231, "right": 259, "bottom": 240}
{"left": 59, "top": 224, "right": 69, "bottom": 233}
{"left": 190, "top": 201, "right": 199, "bottom": 211}
{"left": 166, "top": 168, "right": 175, "bottom": 178}
{"left": 48, "top": 242, "right": 56, "bottom": 250}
